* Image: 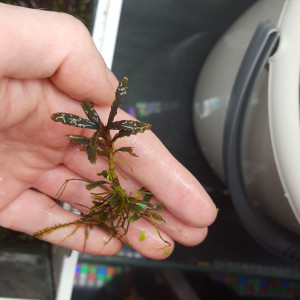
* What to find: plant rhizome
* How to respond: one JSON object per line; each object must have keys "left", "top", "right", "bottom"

{"left": 33, "top": 77, "right": 170, "bottom": 252}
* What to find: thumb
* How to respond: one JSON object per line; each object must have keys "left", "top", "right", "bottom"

{"left": 0, "top": 3, "right": 119, "bottom": 105}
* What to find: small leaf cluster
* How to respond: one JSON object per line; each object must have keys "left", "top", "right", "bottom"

{"left": 51, "top": 78, "right": 151, "bottom": 164}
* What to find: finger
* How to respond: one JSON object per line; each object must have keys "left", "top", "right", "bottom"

{"left": 0, "top": 189, "right": 122, "bottom": 256}
{"left": 114, "top": 129, "right": 217, "bottom": 228}
{"left": 0, "top": 170, "right": 29, "bottom": 213}
{"left": 32, "top": 164, "right": 97, "bottom": 209}
{"left": 148, "top": 205, "right": 208, "bottom": 247}
{"left": 33, "top": 165, "right": 207, "bottom": 247}
{"left": 117, "top": 216, "right": 174, "bottom": 260}
{"left": 56, "top": 107, "right": 217, "bottom": 228}
{"left": 0, "top": 3, "right": 118, "bottom": 104}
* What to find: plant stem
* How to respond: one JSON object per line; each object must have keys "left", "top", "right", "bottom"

{"left": 104, "top": 129, "right": 129, "bottom": 204}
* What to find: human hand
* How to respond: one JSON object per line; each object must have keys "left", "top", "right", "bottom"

{"left": 0, "top": 3, "right": 217, "bottom": 259}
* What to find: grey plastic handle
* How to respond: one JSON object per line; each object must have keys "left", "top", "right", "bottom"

{"left": 223, "top": 20, "right": 300, "bottom": 262}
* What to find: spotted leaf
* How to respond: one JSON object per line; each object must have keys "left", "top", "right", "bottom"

{"left": 81, "top": 100, "right": 101, "bottom": 128}
{"left": 106, "top": 77, "right": 128, "bottom": 129}
{"left": 51, "top": 113, "right": 98, "bottom": 129}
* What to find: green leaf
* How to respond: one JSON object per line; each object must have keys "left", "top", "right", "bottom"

{"left": 89, "top": 131, "right": 99, "bottom": 148}
{"left": 139, "top": 231, "right": 146, "bottom": 241}
{"left": 110, "top": 120, "right": 151, "bottom": 132}
{"left": 110, "top": 196, "right": 120, "bottom": 208}
{"left": 129, "top": 203, "right": 144, "bottom": 214}
{"left": 96, "top": 139, "right": 109, "bottom": 157}
{"left": 86, "top": 131, "right": 99, "bottom": 164}
{"left": 112, "top": 130, "right": 145, "bottom": 142}
{"left": 91, "top": 194, "right": 107, "bottom": 201}
{"left": 80, "top": 100, "right": 101, "bottom": 128}
{"left": 150, "top": 213, "right": 165, "bottom": 222}
{"left": 86, "top": 146, "right": 97, "bottom": 164}
{"left": 142, "top": 191, "right": 152, "bottom": 202}
{"left": 51, "top": 112, "right": 98, "bottom": 129}
{"left": 97, "top": 170, "right": 110, "bottom": 179}
{"left": 128, "top": 213, "right": 141, "bottom": 222}
{"left": 86, "top": 180, "right": 109, "bottom": 190}
{"left": 111, "top": 120, "right": 152, "bottom": 141}
{"left": 164, "top": 248, "right": 171, "bottom": 256}
{"left": 96, "top": 150, "right": 108, "bottom": 157}
{"left": 135, "top": 187, "right": 151, "bottom": 202}
{"left": 90, "top": 202, "right": 102, "bottom": 210}
{"left": 67, "top": 132, "right": 100, "bottom": 164}
{"left": 106, "top": 77, "right": 128, "bottom": 129}
{"left": 67, "top": 134, "right": 90, "bottom": 146}
{"left": 134, "top": 200, "right": 151, "bottom": 207}
{"left": 151, "top": 203, "right": 164, "bottom": 211}
{"left": 116, "top": 147, "right": 138, "bottom": 157}
{"left": 97, "top": 139, "right": 108, "bottom": 149}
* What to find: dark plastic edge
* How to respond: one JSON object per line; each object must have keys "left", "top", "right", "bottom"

{"left": 223, "top": 20, "right": 300, "bottom": 263}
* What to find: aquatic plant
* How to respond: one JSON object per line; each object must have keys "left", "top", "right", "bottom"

{"left": 33, "top": 77, "right": 170, "bottom": 252}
